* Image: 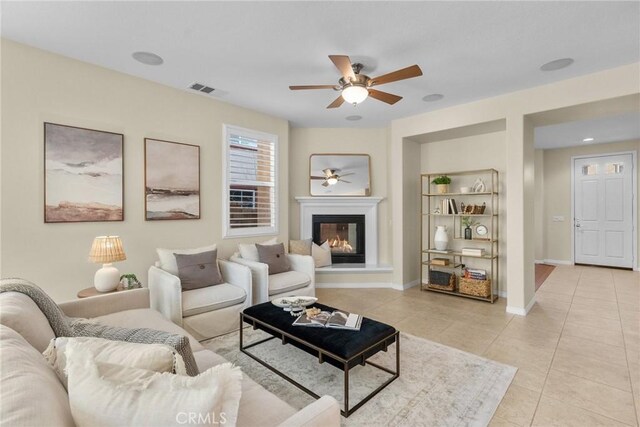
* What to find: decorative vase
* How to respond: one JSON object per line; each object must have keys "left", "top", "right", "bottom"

{"left": 464, "top": 226, "right": 472, "bottom": 240}
{"left": 434, "top": 226, "right": 449, "bottom": 250}
{"left": 436, "top": 184, "right": 449, "bottom": 194}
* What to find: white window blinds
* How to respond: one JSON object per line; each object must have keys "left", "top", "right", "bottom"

{"left": 223, "top": 125, "right": 277, "bottom": 237}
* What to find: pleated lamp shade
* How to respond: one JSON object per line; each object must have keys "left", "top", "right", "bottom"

{"left": 88, "top": 236, "right": 126, "bottom": 264}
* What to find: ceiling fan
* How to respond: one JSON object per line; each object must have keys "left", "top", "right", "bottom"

{"left": 290, "top": 55, "right": 423, "bottom": 109}
{"left": 311, "top": 168, "right": 354, "bottom": 187}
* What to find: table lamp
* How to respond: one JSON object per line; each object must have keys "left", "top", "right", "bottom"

{"left": 89, "top": 236, "right": 127, "bottom": 292}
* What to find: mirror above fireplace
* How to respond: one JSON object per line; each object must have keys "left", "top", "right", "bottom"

{"left": 309, "top": 154, "right": 371, "bottom": 196}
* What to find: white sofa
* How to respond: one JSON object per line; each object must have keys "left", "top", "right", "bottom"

{"left": 0, "top": 288, "right": 340, "bottom": 427}
{"left": 230, "top": 253, "right": 315, "bottom": 304}
{"left": 149, "top": 259, "right": 252, "bottom": 341}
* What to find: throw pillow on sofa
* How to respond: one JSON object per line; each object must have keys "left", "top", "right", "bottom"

{"left": 65, "top": 342, "right": 242, "bottom": 427}
{"left": 69, "top": 319, "right": 199, "bottom": 376}
{"left": 256, "top": 243, "right": 291, "bottom": 274}
{"left": 175, "top": 249, "right": 224, "bottom": 290}
{"left": 156, "top": 244, "right": 217, "bottom": 276}
{"left": 43, "top": 336, "right": 186, "bottom": 388}
{"left": 238, "top": 237, "right": 277, "bottom": 262}
{"left": 312, "top": 241, "right": 332, "bottom": 268}
{"left": 0, "top": 325, "right": 74, "bottom": 427}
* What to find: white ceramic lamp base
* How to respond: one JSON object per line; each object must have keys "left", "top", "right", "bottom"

{"left": 94, "top": 263, "right": 120, "bottom": 292}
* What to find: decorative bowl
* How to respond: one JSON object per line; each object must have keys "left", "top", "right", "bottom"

{"left": 460, "top": 187, "right": 471, "bottom": 193}
{"left": 271, "top": 296, "right": 318, "bottom": 309}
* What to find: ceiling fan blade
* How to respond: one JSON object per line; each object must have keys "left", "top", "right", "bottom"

{"left": 322, "top": 181, "right": 329, "bottom": 187}
{"left": 310, "top": 176, "right": 326, "bottom": 180}
{"left": 326, "top": 96, "right": 345, "bottom": 109}
{"left": 368, "top": 89, "right": 403, "bottom": 105}
{"left": 329, "top": 55, "right": 355, "bottom": 81}
{"left": 337, "top": 173, "right": 355, "bottom": 178}
{"left": 339, "top": 179, "right": 352, "bottom": 184}
{"left": 370, "top": 65, "right": 423, "bottom": 86}
{"left": 289, "top": 85, "right": 336, "bottom": 90}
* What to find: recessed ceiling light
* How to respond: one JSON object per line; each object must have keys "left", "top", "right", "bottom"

{"left": 422, "top": 94, "right": 444, "bottom": 102}
{"left": 582, "top": 137, "right": 594, "bottom": 142}
{"left": 132, "top": 51, "right": 164, "bottom": 66}
{"left": 540, "top": 58, "right": 574, "bottom": 71}
{"left": 345, "top": 115, "right": 362, "bottom": 121}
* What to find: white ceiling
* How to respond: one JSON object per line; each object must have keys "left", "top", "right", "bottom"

{"left": 535, "top": 112, "right": 640, "bottom": 150}
{"left": 1, "top": 1, "right": 639, "bottom": 128}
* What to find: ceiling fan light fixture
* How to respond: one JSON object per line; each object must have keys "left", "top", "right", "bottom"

{"left": 341, "top": 85, "right": 369, "bottom": 105}
{"left": 326, "top": 177, "right": 339, "bottom": 185}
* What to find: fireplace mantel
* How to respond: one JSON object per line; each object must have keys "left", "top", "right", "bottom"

{"left": 295, "top": 197, "right": 384, "bottom": 268}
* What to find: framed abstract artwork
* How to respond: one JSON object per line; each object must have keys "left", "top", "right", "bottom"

{"left": 44, "top": 122, "right": 124, "bottom": 223}
{"left": 144, "top": 138, "right": 200, "bottom": 220}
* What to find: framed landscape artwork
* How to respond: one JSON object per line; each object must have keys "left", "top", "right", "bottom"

{"left": 44, "top": 122, "right": 124, "bottom": 223}
{"left": 144, "top": 138, "right": 200, "bottom": 220}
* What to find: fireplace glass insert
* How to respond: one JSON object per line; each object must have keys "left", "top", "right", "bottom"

{"left": 312, "top": 214, "right": 365, "bottom": 264}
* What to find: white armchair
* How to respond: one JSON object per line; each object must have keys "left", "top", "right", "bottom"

{"left": 148, "top": 259, "right": 252, "bottom": 341}
{"left": 230, "top": 252, "right": 315, "bottom": 304}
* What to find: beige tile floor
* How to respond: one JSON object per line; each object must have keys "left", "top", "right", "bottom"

{"left": 315, "top": 265, "right": 640, "bottom": 426}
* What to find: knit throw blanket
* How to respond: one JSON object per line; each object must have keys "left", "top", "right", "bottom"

{"left": 0, "top": 278, "right": 199, "bottom": 376}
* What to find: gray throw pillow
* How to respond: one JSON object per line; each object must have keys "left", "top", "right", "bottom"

{"left": 69, "top": 320, "right": 199, "bottom": 376}
{"left": 256, "top": 243, "right": 291, "bottom": 275}
{"left": 174, "top": 250, "right": 224, "bottom": 291}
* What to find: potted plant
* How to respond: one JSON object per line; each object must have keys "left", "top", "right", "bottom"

{"left": 461, "top": 216, "right": 476, "bottom": 240}
{"left": 432, "top": 175, "right": 451, "bottom": 194}
{"left": 119, "top": 273, "right": 142, "bottom": 290}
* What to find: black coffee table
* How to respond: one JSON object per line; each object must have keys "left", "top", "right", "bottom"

{"left": 240, "top": 302, "right": 399, "bottom": 417}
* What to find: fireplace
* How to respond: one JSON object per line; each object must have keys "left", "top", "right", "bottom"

{"left": 312, "top": 214, "right": 365, "bottom": 264}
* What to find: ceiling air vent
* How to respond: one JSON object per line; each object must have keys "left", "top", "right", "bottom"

{"left": 189, "top": 83, "right": 215, "bottom": 94}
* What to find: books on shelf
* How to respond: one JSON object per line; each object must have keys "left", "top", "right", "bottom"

{"left": 461, "top": 247, "right": 485, "bottom": 257}
{"left": 431, "top": 257, "right": 450, "bottom": 266}
{"left": 293, "top": 309, "right": 362, "bottom": 331}
{"left": 464, "top": 268, "right": 487, "bottom": 280}
{"left": 440, "top": 198, "right": 459, "bottom": 214}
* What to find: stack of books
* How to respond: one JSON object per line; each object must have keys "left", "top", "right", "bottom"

{"left": 461, "top": 247, "right": 485, "bottom": 256}
{"left": 464, "top": 268, "right": 487, "bottom": 280}
{"left": 440, "top": 198, "right": 459, "bottom": 215}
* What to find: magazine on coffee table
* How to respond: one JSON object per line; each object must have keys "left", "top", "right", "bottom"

{"left": 293, "top": 309, "right": 362, "bottom": 331}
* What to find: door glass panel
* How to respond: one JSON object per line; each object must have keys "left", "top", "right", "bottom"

{"left": 582, "top": 164, "right": 598, "bottom": 175}
{"left": 605, "top": 163, "right": 624, "bottom": 174}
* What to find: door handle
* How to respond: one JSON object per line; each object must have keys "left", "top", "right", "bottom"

{"left": 575, "top": 219, "right": 581, "bottom": 228}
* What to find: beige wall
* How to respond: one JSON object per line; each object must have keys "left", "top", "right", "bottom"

{"left": 534, "top": 150, "right": 545, "bottom": 261}
{"left": 420, "top": 131, "right": 508, "bottom": 293}
{"left": 288, "top": 127, "right": 392, "bottom": 285}
{"left": 542, "top": 139, "right": 640, "bottom": 266}
{"left": 1, "top": 40, "right": 290, "bottom": 301}
{"left": 391, "top": 63, "right": 639, "bottom": 313}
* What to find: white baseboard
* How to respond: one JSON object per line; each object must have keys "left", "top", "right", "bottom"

{"left": 402, "top": 280, "right": 420, "bottom": 290}
{"left": 506, "top": 295, "right": 537, "bottom": 316}
{"left": 316, "top": 282, "right": 394, "bottom": 290}
{"left": 543, "top": 259, "right": 573, "bottom": 266}
{"left": 534, "top": 260, "right": 545, "bottom": 264}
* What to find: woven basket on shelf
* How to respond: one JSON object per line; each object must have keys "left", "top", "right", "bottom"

{"left": 459, "top": 277, "right": 491, "bottom": 297}
{"left": 428, "top": 270, "right": 456, "bottom": 292}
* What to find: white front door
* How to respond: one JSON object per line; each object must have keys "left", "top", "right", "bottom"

{"left": 574, "top": 153, "right": 634, "bottom": 268}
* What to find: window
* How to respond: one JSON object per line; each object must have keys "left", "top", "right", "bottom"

{"left": 582, "top": 164, "right": 598, "bottom": 176}
{"left": 223, "top": 125, "right": 277, "bottom": 237}
{"left": 605, "top": 162, "right": 624, "bottom": 174}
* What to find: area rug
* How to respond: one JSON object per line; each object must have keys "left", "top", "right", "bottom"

{"left": 203, "top": 328, "right": 516, "bottom": 426}
{"left": 535, "top": 263, "right": 556, "bottom": 291}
